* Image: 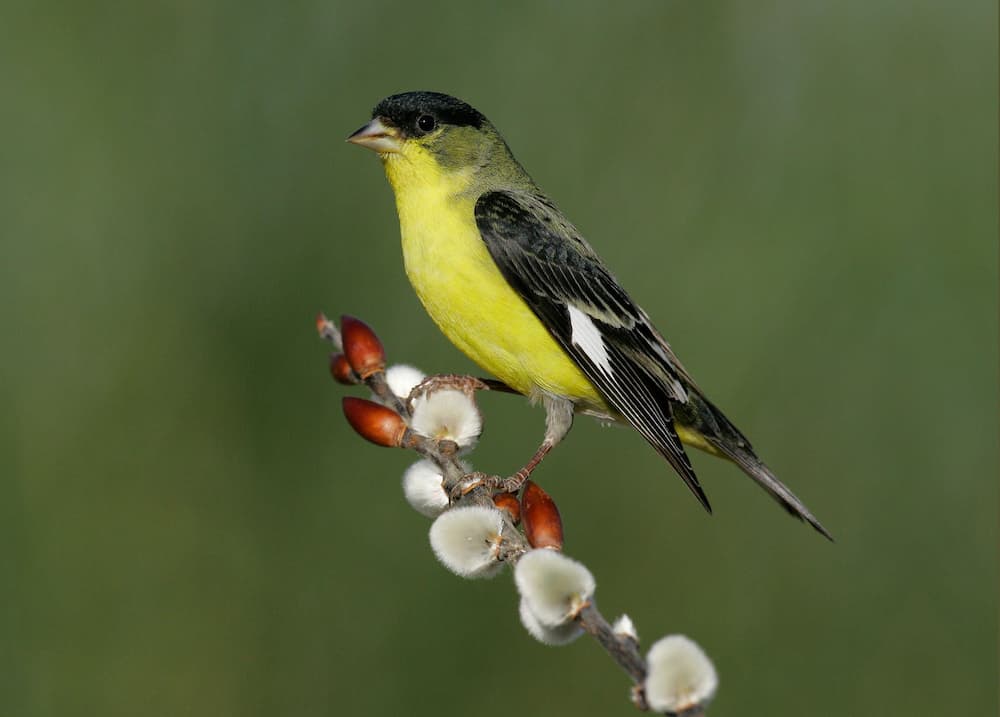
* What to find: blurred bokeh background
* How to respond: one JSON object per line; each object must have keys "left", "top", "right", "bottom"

{"left": 2, "top": 1, "right": 996, "bottom": 715}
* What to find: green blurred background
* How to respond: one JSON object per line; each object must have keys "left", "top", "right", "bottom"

{"left": 3, "top": 1, "right": 996, "bottom": 715}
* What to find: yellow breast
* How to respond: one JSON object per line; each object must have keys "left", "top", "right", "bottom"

{"left": 382, "top": 152, "right": 603, "bottom": 407}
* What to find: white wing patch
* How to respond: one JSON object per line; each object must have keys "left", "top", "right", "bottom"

{"left": 656, "top": 347, "right": 688, "bottom": 400}
{"left": 567, "top": 305, "right": 613, "bottom": 375}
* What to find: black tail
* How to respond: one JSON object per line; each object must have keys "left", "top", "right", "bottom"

{"left": 710, "top": 440, "right": 833, "bottom": 541}
{"left": 674, "top": 392, "right": 833, "bottom": 541}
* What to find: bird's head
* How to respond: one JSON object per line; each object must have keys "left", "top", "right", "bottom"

{"left": 347, "top": 91, "right": 532, "bottom": 196}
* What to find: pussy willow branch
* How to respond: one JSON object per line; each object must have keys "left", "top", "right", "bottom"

{"left": 319, "top": 317, "right": 664, "bottom": 712}
{"left": 400, "top": 422, "right": 653, "bottom": 690}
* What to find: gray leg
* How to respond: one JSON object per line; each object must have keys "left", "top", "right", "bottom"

{"left": 499, "top": 394, "right": 575, "bottom": 492}
{"left": 541, "top": 393, "right": 575, "bottom": 447}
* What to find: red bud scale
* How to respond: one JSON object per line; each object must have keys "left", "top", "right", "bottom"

{"left": 342, "top": 397, "right": 406, "bottom": 448}
{"left": 340, "top": 315, "right": 385, "bottom": 379}
{"left": 329, "top": 353, "right": 357, "bottom": 385}
{"left": 492, "top": 492, "right": 521, "bottom": 524}
{"left": 521, "top": 480, "right": 563, "bottom": 550}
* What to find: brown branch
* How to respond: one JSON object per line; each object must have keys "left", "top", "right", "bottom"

{"left": 317, "top": 312, "right": 712, "bottom": 715}
{"left": 578, "top": 602, "right": 647, "bottom": 684}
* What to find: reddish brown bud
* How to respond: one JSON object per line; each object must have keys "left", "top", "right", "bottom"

{"left": 329, "top": 353, "right": 357, "bottom": 385}
{"left": 315, "top": 312, "right": 329, "bottom": 335}
{"left": 342, "top": 397, "right": 406, "bottom": 447}
{"left": 492, "top": 492, "right": 521, "bottom": 524}
{"left": 340, "top": 315, "right": 385, "bottom": 379}
{"left": 521, "top": 480, "right": 563, "bottom": 550}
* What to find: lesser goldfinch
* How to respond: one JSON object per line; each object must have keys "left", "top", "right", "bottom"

{"left": 348, "top": 91, "right": 830, "bottom": 539}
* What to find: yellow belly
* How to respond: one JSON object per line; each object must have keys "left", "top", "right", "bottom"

{"left": 385, "top": 158, "right": 602, "bottom": 407}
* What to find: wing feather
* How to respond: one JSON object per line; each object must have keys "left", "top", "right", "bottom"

{"left": 474, "top": 190, "right": 710, "bottom": 511}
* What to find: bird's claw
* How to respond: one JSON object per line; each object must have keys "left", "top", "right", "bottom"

{"left": 449, "top": 471, "right": 490, "bottom": 502}
{"left": 498, "top": 471, "right": 528, "bottom": 494}
{"left": 449, "top": 470, "right": 528, "bottom": 503}
{"left": 407, "top": 374, "right": 487, "bottom": 407}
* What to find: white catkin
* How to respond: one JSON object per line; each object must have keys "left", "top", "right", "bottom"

{"left": 384, "top": 364, "right": 426, "bottom": 400}
{"left": 644, "top": 635, "right": 718, "bottom": 714}
{"left": 428, "top": 506, "right": 504, "bottom": 579}
{"left": 409, "top": 389, "right": 482, "bottom": 449}
{"left": 514, "top": 549, "right": 596, "bottom": 626}
{"left": 518, "top": 597, "right": 584, "bottom": 646}
{"left": 401, "top": 460, "right": 449, "bottom": 518}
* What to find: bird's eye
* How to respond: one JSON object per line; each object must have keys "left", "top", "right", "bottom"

{"left": 417, "top": 114, "right": 436, "bottom": 132}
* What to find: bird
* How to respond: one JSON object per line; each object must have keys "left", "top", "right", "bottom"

{"left": 347, "top": 90, "right": 831, "bottom": 539}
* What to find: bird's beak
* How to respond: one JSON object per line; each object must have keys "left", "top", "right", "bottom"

{"left": 346, "top": 117, "right": 402, "bottom": 154}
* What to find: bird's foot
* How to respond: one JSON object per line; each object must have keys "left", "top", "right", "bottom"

{"left": 498, "top": 470, "right": 530, "bottom": 494}
{"left": 406, "top": 374, "right": 487, "bottom": 405}
{"left": 449, "top": 471, "right": 491, "bottom": 501}
{"left": 448, "top": 469, "right": 530, "bottom": 503}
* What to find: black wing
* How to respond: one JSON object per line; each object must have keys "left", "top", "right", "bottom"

{"left": 475, "top": 189, "right": 710, "bottom": 512}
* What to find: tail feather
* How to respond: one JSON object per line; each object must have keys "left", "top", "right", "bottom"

{"left": 674, "top": 390, "right": 833, "bottom": 540}
{"left": 711, "top": 441, "right": 833, "bottom": 541}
